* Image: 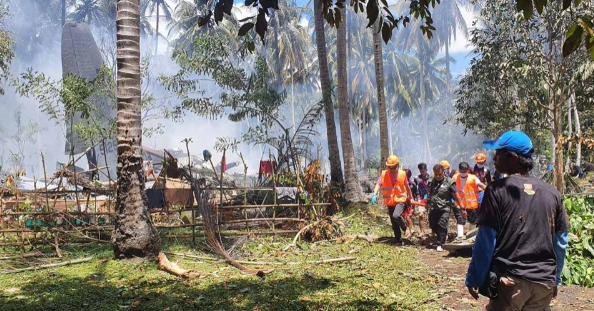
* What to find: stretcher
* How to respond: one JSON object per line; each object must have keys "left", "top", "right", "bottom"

{"left": 443, "top": 228, "right": 478, "bottom": 251}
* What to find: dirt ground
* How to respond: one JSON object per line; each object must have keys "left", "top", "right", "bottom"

{"left": 414, "top": 245, "right": 594, "bottom": 310}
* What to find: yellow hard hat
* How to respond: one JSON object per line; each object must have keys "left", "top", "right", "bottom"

{"left": 439, "top": 160, "right": 450, "bottom": 169}
{"left": 475, "top": 153, "right": 487, "bottom": 163}
{"left": 385, "top": 155, "right": 400, "bottom": 167}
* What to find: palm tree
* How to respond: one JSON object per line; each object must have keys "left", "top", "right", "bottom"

{"left": 168, "top": 0, "right": 239, "bottom": 52}
{"left": 72, "top": 0, "right": 106, "bottom": 26}
{"left": 432, "top": 0, "right": 476, "bottom": 90}
{"left": 313, "top": 0, "right": 343, "bottom": 184}
{"left": 145, "top": 0, "right": 173, "bottom": 54}
{"left": 113, "top": 0, "right": 160, "bottom": 258}
{"left": 336, "top": 6, "right": 365, "bottom": 203}
{"left": 265, "top": 1, "right": 313, "bottom": 130}
{"left": 372, "top": 18, "right": 389, "bottom": 166}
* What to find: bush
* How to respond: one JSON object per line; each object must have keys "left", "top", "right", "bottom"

{"left": 562, "top": 196, "right": 594, "bottom": 287}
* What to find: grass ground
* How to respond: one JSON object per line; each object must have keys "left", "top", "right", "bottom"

{"left": 1, "top": 205, "right": 593, "bottom": 310}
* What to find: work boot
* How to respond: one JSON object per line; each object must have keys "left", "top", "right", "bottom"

{"left": 456, "top": 224, "right": 465, "bottom": 240}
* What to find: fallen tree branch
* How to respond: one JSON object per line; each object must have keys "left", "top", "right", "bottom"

{"left": 0, "top": 257, "right": 93, "bottom": 274}
{"left": 164, "top": 252, "right": 218, "bottom": 261}
{"left": 165, "top": 252, "right": 356, "bottom": 266}
{"left": 157, "top": 252, "right": 201, "bottom": 279}
{"left": 237, "top": 257, "right": 357, "bottom": 266}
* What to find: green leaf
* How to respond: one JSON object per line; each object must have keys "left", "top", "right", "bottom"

{"left": 366, "top": 0, "right": 379, "bottom": 28}
{"left": 238, "top": 22, "right": 254, "bottom": 36}
{"left": 563, "top": 24, "right": 584, "bottom": 57}
{"left": 381, "top": 23, "right": 391, "bottom": 44}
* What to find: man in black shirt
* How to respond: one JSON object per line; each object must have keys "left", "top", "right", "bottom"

{"left": 427, "top": 164, "right": 458, "bottom": 252}
{"left": 465, "top": 131, "right": 570, "bottom": 310}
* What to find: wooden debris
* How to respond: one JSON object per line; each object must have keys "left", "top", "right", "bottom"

{"left": 238, "top": 257, "right": 357, "bottom": 266}
{"left": 165, "top": 252, "right": 356, "bottom": 266}
{"left": 336, "top": 234, "right": 378, "bottom": 244}
{"left": 157, "top": 252, "right": 200, "bottom": 279}
{"left": 0, "top": 257, "right": 93, "bottom": 274}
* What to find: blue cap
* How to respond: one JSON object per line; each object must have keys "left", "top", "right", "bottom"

{"left": 483, "top": 131, "right": 533, "bottom": 156}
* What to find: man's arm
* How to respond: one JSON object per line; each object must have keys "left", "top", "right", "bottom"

{"left": 466, "top": 226, "right": 497, "bottom": 289}
{"left": 477, "top": 179, "right": 487, "bottom": 191}
{"left": 554, "top": 195, "right": 570, "bottom": 287}
{"left": 553, "top": 231, "right": 568, "bottom": 286}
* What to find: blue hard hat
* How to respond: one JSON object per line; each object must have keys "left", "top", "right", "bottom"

{"left": 483, "top": 131, "right": 533, "bottom": 157}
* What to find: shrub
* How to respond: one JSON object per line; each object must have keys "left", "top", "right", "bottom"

{"left": 562, "top": 196, "right": 594, "bottom": 287}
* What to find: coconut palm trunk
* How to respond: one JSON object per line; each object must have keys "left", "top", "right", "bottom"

{"left": 373, "top": 18, "right": 389, "bottom": 165}
{"left": 313, "top": 0, "right": 343, "bottom": 184}
{"left": 113, "top": 0, "right": 161, "bottom": 258}
{"left": 337, "top": 6, "right": 365, "bottom": 203}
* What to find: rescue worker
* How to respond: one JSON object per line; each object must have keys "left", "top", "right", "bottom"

{"left": 472, "top": 153, "right": 492, "bottom": 206}
{"left": 472, "top": 153, "right": 492, "bottom": 184}
{"left": 466, "top": 131, "right": 569, "bottom": 309}
{"left": 454, "top": 162, "right": 486, "bottom": 236}
{"left": 440, "top": 160, "right": 454, "bottom": 178}
{"left": 427, "top": 164, "right": 458, "bottom": 252}
{"left": 370, "top": 155, "right": 413, "bottom": 245}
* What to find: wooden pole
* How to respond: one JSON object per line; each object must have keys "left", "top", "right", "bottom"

{"left": 270, "top": 152, "right": 277, "bottom": 233}
{"left": 41, "top": 153, "right": 50, "bottom": 212}
{"left": 182, "top": 138, "right": 195, "bottom": 244}
{"left": 219, "top": 148, "right": 226, "bottom": 231}
{"left": 239, "top": 152, "right": 248, "bottom": 232}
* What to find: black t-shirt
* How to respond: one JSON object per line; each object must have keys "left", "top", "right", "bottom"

{"left": 427, "top": 177, "right": 457, "bottom": 210}
{"left": 478, "top": 175, "right": 570, "bottom": 286}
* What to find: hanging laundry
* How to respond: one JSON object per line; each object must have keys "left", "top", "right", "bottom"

{"left": 258, "top": 160, "right": 276, "bottom": 179}
{"left": 221, "top": 154, "right": 227, "bottom": 173}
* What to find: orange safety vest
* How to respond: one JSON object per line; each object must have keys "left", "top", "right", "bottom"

{"left": 381, "top": 169, "right": 408, "bottom": 206}
{"left": 455, "top": 174, "right": 481, "bottom": 210}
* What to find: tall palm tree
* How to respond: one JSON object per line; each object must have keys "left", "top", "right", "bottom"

{"left": 145, "top": 0, "right": 173, "bottom": 54}
{"left": 72, "top": 0, "right": 106, "bottom": 25}
{"left": 113, "top": 0, "right": 160, "bottom": 258}
{"left": 336, "top": 6, "right": 365, "bottom": 202}
{"left": 265, "top": 1, "right": 313, "bottom": 130}
{"left": 313, "top": 0, "right": 343, "bottom": 184}
{"left": 372, "top": 18, "right": 389, "bottom": 165}
{"left": 432, "top": 0, "right": 476, "bottom": 90}
{"left": 168, "top": 0, "right": 239, "bottom": 52}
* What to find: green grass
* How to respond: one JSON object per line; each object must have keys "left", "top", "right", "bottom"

{"left": 0, "top": 206, "right": 445, "bottom": 310}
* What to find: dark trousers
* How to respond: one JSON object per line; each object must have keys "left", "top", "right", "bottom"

{"left": 387, "top": 204, "right": 407, "bottom": 242}
{"left": 467, "top": 209, "right": 478, "bottom": 225}
{"left": 452, "top": 206, "right": 465, "bottom": 225}
{"left": 429, "top": 208, "right": 450, "bottom": 246}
